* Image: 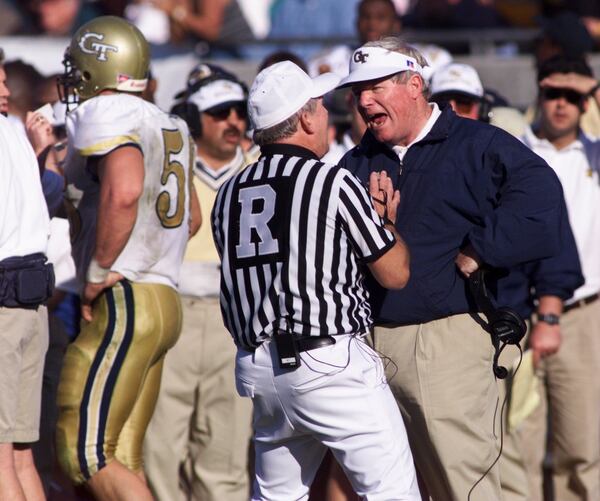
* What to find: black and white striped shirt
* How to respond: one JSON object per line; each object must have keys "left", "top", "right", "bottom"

{"left": 211, "top": 144, "right": 395, "bottom": 350}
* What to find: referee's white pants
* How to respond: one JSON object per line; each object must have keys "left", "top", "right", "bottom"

{"left": 236, "top": 334, "right": 421, "bottom": 501}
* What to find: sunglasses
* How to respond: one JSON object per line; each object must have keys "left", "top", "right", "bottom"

{"left": 432, "top": 94, "right": 479, "bottom": 113}
{"left": 541, "top": 87, "right": 584, "bottom": 105}
{"left": 205, "top": 104, "right": 247, "bottom": 121}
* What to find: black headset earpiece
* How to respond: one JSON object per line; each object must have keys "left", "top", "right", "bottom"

{"left": 170, "top": 63, "right": 248, "bottom": 140}
{"left": 171, "top": 99, "right": 202, "bottom": 138}
{"left": 478, "top": 95, "right": 493, "bottom": 123}
{"left": 468, "top": 269, "right": 527, "bottom": 379}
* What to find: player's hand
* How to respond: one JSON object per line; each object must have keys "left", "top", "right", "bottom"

{"left": 539, "top": 72, "right": 597, "bottom": 96}
{"left": 369, "top": 170, "right": 400, "bottom": 225}
{"left": 455, "top": 244, "right": 481, "bottom": 278}
{"left": 81, "top": 272, "right": 124, "bottom": 322}
{"left": 529, "top": 321, "right": 561, "bottom": 368}
{"left": 25, "top": 112, "right": 55, "bottom": 155}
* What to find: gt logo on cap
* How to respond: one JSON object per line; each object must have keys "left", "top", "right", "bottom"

{"left": 79, "top": 32, "right": 118, "bottom": 62}
{"left": 353, "top": 50, "right": 369, "bottom": 64}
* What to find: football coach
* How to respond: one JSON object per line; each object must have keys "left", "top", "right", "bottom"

{"left": 338, "top": 37, "right": 565, "bottom": 500}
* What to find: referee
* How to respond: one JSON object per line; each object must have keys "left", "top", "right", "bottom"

{"left": 211, "top": 60, "right": 421, "bottom": 501}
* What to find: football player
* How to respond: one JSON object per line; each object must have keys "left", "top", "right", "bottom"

{"left": 55, "top": 16, "right": 199, "bottom": 501}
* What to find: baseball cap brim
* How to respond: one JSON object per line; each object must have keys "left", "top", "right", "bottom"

{"left": 310, "top": 72, "right": 342, "bottom": 98}
{"left": 337, "top": 47, "right": 424, "bottom": 88}
{"left": 188, "top": 80, "right": 246, "bottom": 113}
{"left": 338, "top": 66, "right": 401, "bottom": 88}
{"left": 205, "top": 99, "right": 246, "bottom": 113}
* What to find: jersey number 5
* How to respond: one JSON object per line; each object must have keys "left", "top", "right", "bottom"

{"left": 156, "top": 128, "right": 189, "bottom": 228}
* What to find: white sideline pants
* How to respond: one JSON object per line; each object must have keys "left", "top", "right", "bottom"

{"left": 236, "top": 334, "right": 421, "bottom": 501}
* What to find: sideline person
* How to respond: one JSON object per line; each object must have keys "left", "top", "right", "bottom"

{"left": 212, "top": 60, "right": 421, "bottom": 500}
{"left": 338, "top": 37, "right": 564, "bottom": 500}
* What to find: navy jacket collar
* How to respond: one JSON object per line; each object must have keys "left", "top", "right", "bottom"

{"left": 359, "top": 104, "right": 454, "bottom": 154}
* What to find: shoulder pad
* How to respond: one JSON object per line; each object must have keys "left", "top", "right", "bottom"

{"left": 67, "top": 94, "right": 143, "bottom": 157}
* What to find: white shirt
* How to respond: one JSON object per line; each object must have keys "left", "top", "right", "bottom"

{"left": 391, "top": 103, "right": 441, "bottom": 161}
{"left": 0, "top": 115, "right": 50, "bottom": 261}
{"left": 322, "top": 132, "right": 356, "bottom": 164}
{"left": 522, "top": 127, "right": 600, "bottom": 302}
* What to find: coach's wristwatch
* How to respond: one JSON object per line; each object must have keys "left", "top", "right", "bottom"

{"left": 537, "top": 312, "right": 560, "bottom": 325}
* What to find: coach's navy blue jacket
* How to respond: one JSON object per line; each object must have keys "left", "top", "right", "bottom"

{"left": 496, "top": 181, "right": 583, "bottom": 318}
{"left": 339, "top": 106, "right": 565, "bottom": 325}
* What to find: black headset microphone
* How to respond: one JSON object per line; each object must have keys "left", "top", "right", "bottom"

{"left": 468, "top": 269, "right": 527, "bottom": 379}
{"left": 466, "top": 268, "right": 527, "bottom": 501}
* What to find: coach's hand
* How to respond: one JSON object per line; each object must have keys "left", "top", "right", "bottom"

{"left": 455, "top": 244, "right": 482, "bottom": 278}
{"left": 369, "top": 170, "right": 400, "bottom": 225}
{"left": 81, "top": 272, "right": 125, "bottom": 322}
{"left": 529, "top": 321, "right": 561, "bottom": 369}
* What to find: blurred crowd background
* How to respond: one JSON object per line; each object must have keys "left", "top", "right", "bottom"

{"left": 1, "top": 0, "right": 600, "bottom": 56}
{"left": 1, "top": 0, "right": 600, "bottom": 113}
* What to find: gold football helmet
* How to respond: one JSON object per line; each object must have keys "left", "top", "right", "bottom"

{"left": 59, "top": 16, "right": 150, "bottom": 106}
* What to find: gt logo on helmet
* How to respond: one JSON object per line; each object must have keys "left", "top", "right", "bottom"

{"left": 78, "top": 32, "right": 118, "bottom": 62}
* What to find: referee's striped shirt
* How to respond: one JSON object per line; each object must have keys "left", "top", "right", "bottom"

{"left": 211, "top": 143, "right": 395, "bottom": 350}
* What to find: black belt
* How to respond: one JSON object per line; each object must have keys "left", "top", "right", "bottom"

{"left": 245, "top": 335, "right": 336, "bottom": 353}
{"left": 294, "top": 335, "right": 336, "bottom": 352}
{"left": 564, "top": 293, "right": 599, "bottom": 313}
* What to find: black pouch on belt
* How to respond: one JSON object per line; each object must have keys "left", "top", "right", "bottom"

{"left": 0, "top": 253, "right": 55, "bottom": 308}
{"left": 274, "top": 330, "right": 301, "bottom": 370}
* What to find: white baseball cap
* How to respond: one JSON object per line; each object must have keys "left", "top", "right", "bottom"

{"left": 188, "top": 79, "right": 246, "bottom": 112}
{"left": 412, "top": 43, "right": 453, "bottom": 83}
{"left": 248, "top": 60, "right": 340, "bottom": 131}
{"left": 338, "top": 46, "right": 424, "bottom": 88}
{"left": 430, "top": 63, "right": 484, "bottom": 100}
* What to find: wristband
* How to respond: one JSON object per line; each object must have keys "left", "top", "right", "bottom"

{"left": 86, "top": 258, "right": 110, "bottom": 284}
{"left": 537, "top": 312, "right": 560, "bottom": 325}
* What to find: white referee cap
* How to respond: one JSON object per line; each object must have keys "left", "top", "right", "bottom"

{"left": 248, "top": 60, "right": 340, "bottom": 131}
{"left": 338, "top": 46, "right": 424, "bottom": 88}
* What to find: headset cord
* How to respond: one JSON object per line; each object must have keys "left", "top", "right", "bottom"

{"left": 467, "top": 344, "right": 523, "bottom": 501}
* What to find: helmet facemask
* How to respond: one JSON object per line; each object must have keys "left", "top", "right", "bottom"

{"left": 58, "top": 50, "right": 81, "bottom": 111}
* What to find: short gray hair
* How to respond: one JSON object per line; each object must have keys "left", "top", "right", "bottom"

{"left": 363, "top": 37, "right": 430, "bottom": 96}
{"left": 253, "top": 98, "right": 318, "bottom": 146}
{"left": 0, "top": 48, "right": 4, "bottom": 66}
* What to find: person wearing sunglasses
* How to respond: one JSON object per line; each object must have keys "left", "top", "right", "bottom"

{"left": 143, "top": 63, "right": 256, "bottom": 501}
{"left": 429, "top": 62, "right": 485, "bottom": 121}
{"left": 515, "top": 54, "right": 600, "bottom": 501}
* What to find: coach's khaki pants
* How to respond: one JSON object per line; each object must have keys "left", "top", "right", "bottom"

{"left": 373, "top": 314, "right": 502, "bottom": 501}
{"left": 144, "top": 296, "right": 253, "bottom": 501}
{"left": 516, "top": 300, "right": 600, "bottom": 501}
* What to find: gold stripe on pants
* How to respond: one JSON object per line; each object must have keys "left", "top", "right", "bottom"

{"left": 56, "top": 281, "right": 182, "bottom": 484}
{"left": 374, "top": 313, "right": 501, "bottom": 501}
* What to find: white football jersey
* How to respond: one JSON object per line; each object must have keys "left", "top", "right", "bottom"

{"left": 64, "top": 93, "right": 193, "bottom": 289}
